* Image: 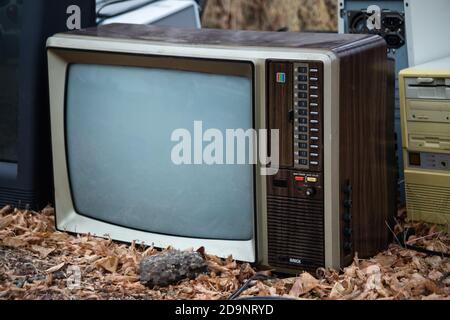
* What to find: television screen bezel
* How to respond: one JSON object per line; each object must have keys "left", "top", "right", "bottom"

{"left": 48, "top": 47, "right": 259, "bottom": 262}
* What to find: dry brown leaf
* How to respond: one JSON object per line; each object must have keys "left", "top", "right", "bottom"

{"left": 84, "top": 254, "right": 101, "bottom": 264}
{"left": 423, "top": 279, "right": 440, "bottom": 294}
{"left": 0, "top": 205, "right": 14, "bottom": 216}
{"left": 45, "top": 262, "right": 65, "bottom": 273}
{"left": 225, "top": 260, "right": 237, "bottom": 270}
{"left": 372, "top": 254, "right": 397, "bottom": 268}
{"left": 96, "top": 256, "right": 119, "bottom": 273}
{"left": 41, "top": 207, "right": 54, "bottom": 216}
{"left": 329, "top": 281, "right": 346, "bottom": 299}
{"left": 425, "top": 256, "right": 443, "bottom": 269}
{"left": 0, "top": 215, "right": 14, "bottom": 230}
{"left": 104, "top": 275, "right": 139, "bottom": 283}
{"left": 288, "top": 272, "right": 319, "bottom": 297}
{"left": 207, "top": 261, "right": 229, "bottom": 274}
{"left": 343, "top": 264, "right": 358, "bottom": 278}
{"left": 206, "top": 254, "right": 222, "bottom": 264}
{"left": 255, "top": 269, "right": 272, "bottom": 277}
{"left": 49, "top": 232, "right": 70, "bottom": 242}
{"left": 31, "top": 245, "right": 55, "bottom": 258}
{"left": 428, "top": 270, "right": 443, "bottom": 281}
{"left": 2, "top": 236, "right": 28, "bottom": 248}
{"left": 422, "top": 293, "right": 447, "bottom": 300}
{"left": 46, "top": 273, "right": 54, "bottom": 285}
{"left": 182, "top": 286, "right": 194, "bottom": 294}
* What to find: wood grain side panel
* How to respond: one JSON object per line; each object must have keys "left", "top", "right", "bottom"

{"left": 337, "top": 39, "right": 396, "bottom": 265}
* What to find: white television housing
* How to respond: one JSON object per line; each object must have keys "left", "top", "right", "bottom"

{"left": 98, "top": 0, "right": 201, "bottom": 28}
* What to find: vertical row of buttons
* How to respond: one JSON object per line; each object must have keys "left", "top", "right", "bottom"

{"left": 308, "top": 67, "right": 320, "bottom": 169}
{"left": 293, "top": 63, "right": 309, "bottom": 168}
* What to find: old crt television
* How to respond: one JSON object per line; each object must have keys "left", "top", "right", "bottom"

{"left": 0, "top": 0, "right": 95, "bottom": 209}
{"left": 400, "top": 56, "right": 450, "bottom": 226}
{"left": 47, "top": 24, "right": 395, "bottom": 272}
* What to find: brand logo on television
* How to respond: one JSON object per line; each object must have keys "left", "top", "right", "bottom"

{"left": 288, "top": 258, "right": 303, "bottom": 265}
{"left": 276, "top": 72, "right": 286, "bottom": 83}
{"left": 171, "top": 121, "right": 279, "bottom": 176}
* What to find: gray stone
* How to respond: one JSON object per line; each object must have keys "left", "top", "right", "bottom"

{"left": 139, "top": 250, "right": 207, "bottom": 288}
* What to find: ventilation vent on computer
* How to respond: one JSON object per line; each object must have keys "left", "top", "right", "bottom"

{"left": 405, "top": 183, "right": 450, "bottom": 225}
{"left": 267, "top": 195, "right": 324, "bottom": 271}
{"left": 0, "top": 187, "right": 41, "bottom": 210}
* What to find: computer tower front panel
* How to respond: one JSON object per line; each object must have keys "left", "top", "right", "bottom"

{"left": 401, "top": 64, "right": 450, "bottom": 226}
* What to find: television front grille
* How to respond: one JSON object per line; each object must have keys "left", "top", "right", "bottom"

{"left": 0, "top": 187, "right": 42, "bottom": 210}
{"left": 267, "top": 195, "right": 324, "bottom": 272}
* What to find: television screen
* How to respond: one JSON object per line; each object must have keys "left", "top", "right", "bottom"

{"left": 65, "top": 63, "right": 255, "bottom": 240}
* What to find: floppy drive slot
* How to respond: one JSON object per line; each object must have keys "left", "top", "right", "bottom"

{"left": 409, "top": 134, "right": 450, "bottom": 151}
{"left": 405, "top": 77, "right": 450, "bottom": 99}
{"left": 406, "top": 99, "right": 450, "bottom": 122}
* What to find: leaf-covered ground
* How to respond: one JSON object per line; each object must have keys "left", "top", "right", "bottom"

{"left": 0, "top": 206, "right": 448, "bottom": 300}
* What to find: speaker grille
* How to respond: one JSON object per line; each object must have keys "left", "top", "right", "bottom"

{"left": 405, "top": 183, "right": 450, "bottom": 225}
{"left": 267, "top": 195, "right": 324, "bottom": 271}
{"left": 0, "top": 187, "right": 41, "bottom": 210}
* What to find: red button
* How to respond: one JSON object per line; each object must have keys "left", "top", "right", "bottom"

{"left": 294, "top": 176, "right": 305, "bottom": 182}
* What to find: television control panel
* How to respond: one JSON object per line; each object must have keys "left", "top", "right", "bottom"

{"left": 266, "top": 60, "right": 324, "bottom": 173}
{"left": 293, "top": 62, "right": 323, "bottom": 171}
{"left": 266, "top": 60, "right": 325, "bottom": 272}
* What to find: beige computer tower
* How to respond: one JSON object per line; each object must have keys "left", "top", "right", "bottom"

{"left": 400, "top": 56, "right": 450, "bottom": 227}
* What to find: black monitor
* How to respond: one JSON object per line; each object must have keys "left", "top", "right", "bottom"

{"left": 0, "top": 0, "right": 96, "bottom": 209}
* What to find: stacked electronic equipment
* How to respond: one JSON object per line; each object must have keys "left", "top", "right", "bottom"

{"left": 400, "top": 56, "right": 450, "bottom": 227}
{"left": 339, "top": 0, "right": 408, "bottom": 205}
